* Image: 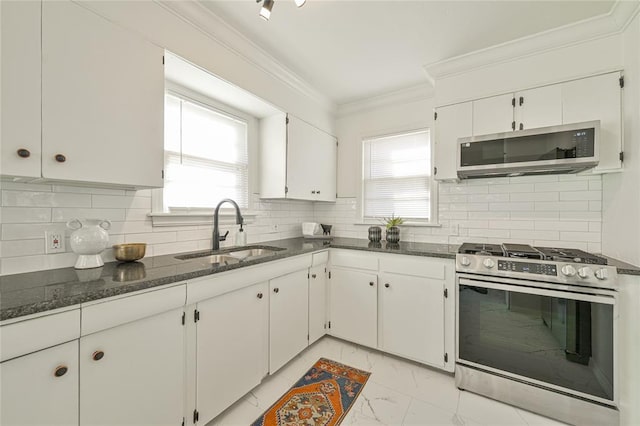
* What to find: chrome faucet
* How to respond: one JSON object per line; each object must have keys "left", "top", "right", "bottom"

{"left": 212, "top": 198, "right": 244, "bottom": 251}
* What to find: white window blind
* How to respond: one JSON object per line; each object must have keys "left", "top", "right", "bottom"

{"left": 163, "top": 94, "right": 249, "bottom": 210}
{"left": 362, "top": 130, "right": 431, "bottom": 220}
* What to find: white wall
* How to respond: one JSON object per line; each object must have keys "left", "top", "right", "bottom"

{"left": 0, "top": 182, "right": 314, "bottom": 275}
{"left": 602, "top": 14, "right": 640, "bottom": 265}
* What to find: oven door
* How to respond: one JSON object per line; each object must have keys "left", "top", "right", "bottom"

{"left": 457, "top": 274, "right": 617, "bottom": 406}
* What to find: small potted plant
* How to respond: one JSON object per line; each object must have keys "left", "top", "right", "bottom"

{"left": 383, "top": 214, "right": 404, "bottom": 243}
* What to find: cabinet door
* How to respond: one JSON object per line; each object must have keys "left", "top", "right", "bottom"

{"left": 0, "top": 0, "right": 41, "bottom": 178}
{"left": 562, "top": 72, "right": 622, "bottom": 172}
{"left": 309, "top": 264, "right": 327, "bottom": 344}
{"left": 310, "top": 130, "right": 337, "bottom": 202}
{"left": 270, "top": 270, "right": 309, "bottom": 373}
{"left": 1, "top": 341, "right": 79, "bottom": 426}
{"left": 433, "top": 102, "right": 472, "bottom": 181}
{"left": 379, "top": 273, "right": 445, "bottom": 367}
{"left": 514, "top": 85, "right": 562, "bottom": 130}
{"left": 80, "top": 308, "right": 184, "bottom": 426}
{"left": 286, "top": 115, "right": 316, "bottom": 199}
{"left": 328, "top": 268, "right": 378, "bottom": 348}
{"left": 41, "top": 1, "right": 164, "bottom": 188}
{"left": 197, "top": 282, "right": 269, "bottom": 424}
{"left": 472, "top": 93, "right": 515, "bottom": 135}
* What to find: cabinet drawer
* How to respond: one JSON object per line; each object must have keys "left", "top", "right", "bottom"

{"left": 329, "top": 249, "right": 378, "bottom": 271}
{"left": 81, "top": 284, "right": 186, "bottom": 336}
{"left": 379, "top": 255, "right": 450, "bottom": 280}
{"left": 312, "top": 250, "right": 329, "bottom": 266}
{"left": 1, "top": 309, "right": 80, "bottom": 362}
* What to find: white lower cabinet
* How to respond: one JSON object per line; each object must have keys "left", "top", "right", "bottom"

{"left": 195, "top": 281, "right": 269, "bottom": 424}
{"left": 79, "top": 308, "right": 185, "bottom": 426}
{"left": 269, "top": 269, "right": 310, "bottom": 373}
{"left": 308, "top": 264, "right": 328, "bottom": 344}
{"left": 1, "top": 340, "right": 79, "bottom": 426}
{"left": 328, "top": 268, "right": 378, "bottom": 348}
{"left": 379, "top": 273, "right": 446, "bottom": 367}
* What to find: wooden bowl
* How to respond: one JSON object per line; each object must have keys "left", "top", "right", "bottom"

{"left": 113, "top": 243, "right": 146, "bottom": 262}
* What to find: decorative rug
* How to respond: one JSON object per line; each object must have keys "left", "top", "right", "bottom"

{"left": 251, "top": 358, "right": 371, "bottom": 426}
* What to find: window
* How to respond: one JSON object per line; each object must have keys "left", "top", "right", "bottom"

{"left": 362, "top": 129, "right": 434, "bottom": 222}
{"left": 163, "top": 93, "right": 249, "bottom": 211}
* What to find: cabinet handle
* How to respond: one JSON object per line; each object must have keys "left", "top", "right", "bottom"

{"left": 369, "top": 281, "right": 374, "bottom": 286}
{"left": 54, "top": 365, "right": 68, "bottom": 377}
{"left": 55, "top": 154, "right": 66, "bottom": 163}
{"left": 311, "top": 190, "right": 316, "bottom": 194}
{"left": 92, "top": 351, "right": 105, "bottom": 361}
{"left": 316, "top": 190, "right": 321, "bottom": 194}
{"left": 257, "top": 292, "right": 263, "bottom": 299}
{"left": 519, "top": 123, "right": 524, "bottom": 131}
{"left": 311, "top": 274, "right": 317, "bottom": 278}
{"left": 273, "top": 288, "right": 279, "bottom": 293}
{"left": 17, "top": 149, "right": 31, "bottom": 158}
{"left": 385, "top": 283, "right": 390, "bottom": 288}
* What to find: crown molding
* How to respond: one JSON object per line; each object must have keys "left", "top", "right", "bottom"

{"left": 156, "top": 0, "right": 336, "bottom": 113}
{"left": 424, "top": 0, "right": 640, "bottom": 81}
{"left": 337, "top": 83, "right": 434, "bottom": 117}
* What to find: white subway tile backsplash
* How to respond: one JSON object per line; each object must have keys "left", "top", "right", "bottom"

{"left": 535, "top": 181, "right": 589, "bottom": 192}
{"left": 489, "top": 202, "right": 535, "bottom": 211}
{"left": 489, "top": 220, "right": 535, "bottom": 230}
{"left": 52, "top": 208, "right": 126, "bottom": 222}
{"left": 1, "top": 223, "right": 66, "bottom": 240}
{"left": 2, "top": 191, "right": 91, "bottom": 208}
{"left": 91, "top": 195, "right": 151, "bottom": 209}
{"left": 534, "top": 201, "right": 589, "bottom": 211}
{"left": 489, "top": 183, "right": 534, "bottom": 193}
{"left": 510, "top": 192, "right": 558, "bottom": 202}
{"left": 559, "top": 191, "right": 601, "bottom": 201}
{"left": 0, "top": 239, "right": 45, "bottom": 258}
{"left": 52, "top": 185, "right": 126, "bottom": 195}
{"left": 1, "top": 207, "right": 52, "bottom": 223}
{"left": 559, "top": 231, "right": 601, "bottom": 243}
{"left": 510, "top": 230, "right": 559, "bottom": 241}
{"left": 534, "top": 221, "right": 588, "bottom": 232}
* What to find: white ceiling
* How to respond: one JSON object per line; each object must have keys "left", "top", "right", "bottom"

{"left": 200, "top": 0, "right": 616, "bottom": 105}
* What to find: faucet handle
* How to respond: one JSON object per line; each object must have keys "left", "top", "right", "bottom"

{"left": 219, "top": 230, "right": 229, "bottom": 242}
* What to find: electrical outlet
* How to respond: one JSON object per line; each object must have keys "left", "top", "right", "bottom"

{"left": 45, "top": 231, "right": 65, "bottom": 254}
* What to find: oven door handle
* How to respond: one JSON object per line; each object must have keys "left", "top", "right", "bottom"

{"left": 458, "top": 277, "right": 615, "bottom": 305}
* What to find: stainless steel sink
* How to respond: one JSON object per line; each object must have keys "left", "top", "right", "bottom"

{"left": 174, "top": 245, "right": 284, "bottom": 263}
{"left": 228, "top": 248, "right": 279, "bottom": 259}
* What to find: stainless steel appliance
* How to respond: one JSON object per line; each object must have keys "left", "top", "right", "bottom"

{"left": 457, "top": 121, "right": 599, "bottom": 179}
{"left": 456, "top": 243, "right": 618, "bottom": 425}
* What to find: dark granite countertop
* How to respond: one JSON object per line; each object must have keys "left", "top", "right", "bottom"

{"left": 0, "top": 237, "right": 458, "bottom": 322}
{"left": 2, "top": 236, "right": 638, "bottom": 322}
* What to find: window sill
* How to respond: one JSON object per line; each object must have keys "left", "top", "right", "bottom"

{"left": 353, "top": 221, "right": 442, "bottom": 228}
{"left": 149, "top": 211, "right": 259, "bottom": 227}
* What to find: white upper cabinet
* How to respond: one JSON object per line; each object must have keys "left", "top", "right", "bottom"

{"left": 514, "top": 84, "right": 563, "bottom": 131}
{"left": 260, "top": 113, "right": 337, "bottom": 201}
{"left": 0, "top": 0, "right": 42, "bottom": 179}
{"left": 562, "top": 72, "right": 623, "bottom": 172}
{"left": 472, "top": 93, "right": 515, "bottom": 135}
{"left": 41, "top": 1, "right": 164, "bottom": 188}
{"left": 1, "top": 1, "right": 164, "bottom": 188}
{"left": 433, "top": 102, "right": 472, "bottom": 181}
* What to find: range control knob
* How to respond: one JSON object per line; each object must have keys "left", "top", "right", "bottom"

{"left": 595, "top": 268, "right": 609, "bottom": 280}
{"left": 577, "top": 267, "right": 593, "bottom": 279}
{"left": 460, "top": 256, "right": 471, "bottom": 267}
{"left": 560, "top": 265, "right": 577, "bottom": 277}
{"left": 482, "top": 258, "right": 495, "bottom": 269}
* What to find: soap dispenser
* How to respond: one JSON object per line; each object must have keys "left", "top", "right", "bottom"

{"left": 235, "top": 224, "right": 247, "bottom": 246}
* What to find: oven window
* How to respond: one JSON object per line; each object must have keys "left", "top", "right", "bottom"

{"left": 458, "top": 285, "right": 613, "bottom": 401}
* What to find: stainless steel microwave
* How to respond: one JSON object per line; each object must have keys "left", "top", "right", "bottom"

{"left": 457, "top": 121, "right": 600, "bottom": 179}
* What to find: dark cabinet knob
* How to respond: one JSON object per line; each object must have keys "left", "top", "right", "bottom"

{"left": 385, "top": 283, "right": 390, "bottom": 288}
{"left": 316, "top": 191, "right": 321, "bottom": 194}
{"left": 273, "top": 288, "right": 279, "bottom": 293}
{"left": 257, "top": 292, "right": 263, "bottom": 299}
{"left": 311, "top": 190, "right": 316, "bottom": 194}
{"left": 369, "top": 281, "right": 374, "bottom": 286}
{"left": 519, "top": 123, "right": 524, "bottom": 131}
{"left": 54, "top": 365, "right": 68, "bottom": 377}
{"left": 311, "top": 274, "right": 317, "bottom": 279}
{"left": 55, "top": 154, "right": 66, "bottom": 163}
{"left": 17, "top": 149, "right": 31, "bottom": 158}
{"left": 92, "top": 350, "right": 104, "bottom": 361}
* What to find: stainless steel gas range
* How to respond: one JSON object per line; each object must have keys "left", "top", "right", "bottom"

{"left": 455, "top": 243, "right": 619, "bottom": 426}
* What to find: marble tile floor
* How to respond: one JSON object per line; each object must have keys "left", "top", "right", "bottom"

{"left": 208, "top": 336, "right": 568, "bottom": 426}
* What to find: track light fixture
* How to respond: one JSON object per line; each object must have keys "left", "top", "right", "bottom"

{"left": 257, "top": 0, "right": 306, "bottom": 21}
